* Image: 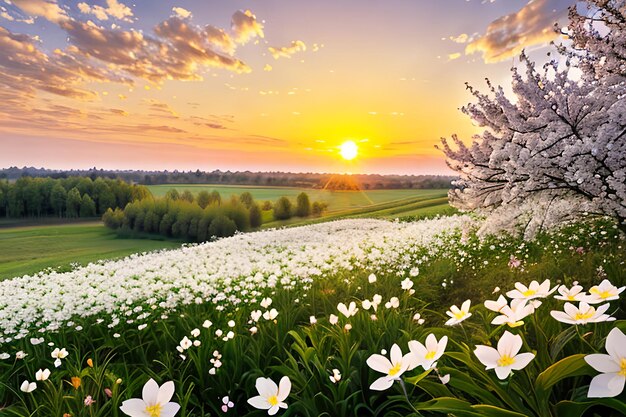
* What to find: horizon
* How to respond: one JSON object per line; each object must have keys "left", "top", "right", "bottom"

{"left": 1, "top": 0, "right": 575, "bottom": 174}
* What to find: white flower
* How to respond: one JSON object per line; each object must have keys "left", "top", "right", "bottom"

{"left": 408, "top": 334, "right": 448, "bottom": 370}
{"left": 409, "top": 267, "right": 419, "bottom": 277}
{"left": 202, "top": 320, "right": 212, "bottom": 328}
{"left": 179, "top": 337, "right": 192, "bottom": 350}
{"left": 30, "top": 337, "right": 44, "bottom": 345}
{"left": 247, "top": 376, "right": 291, "bottom": 415}
{"left": 251, "top": 310, "right": 262, "bottom": 322}
{"left": 385, "top": 297, "right": 399, "bottom": 309}
{"left": 0, "top": 353, "right": 9, "bottom": 360}
{"left": 506, "top": 279, "right": 557, "bottom": 300}
{"left": 362, "top": 299, "right": 372, "bottom": 310}
{"left": 51, "top": 347, "right": 68, "bottom": 359}
{"left": 228, "top": 320, "right": 236, "bottom": 328}
{"left": 368, "top": 273, "right": 377, "bottom": 283}
{"left": 16, "top": 351, "right": 28, "bottom": 359}
{"left": 585, "top": 327, "right": 626, "bottom": 398}
{"left": 484, "top": 295, "right": 508, "bottom": 313}
{"left": 445, "top": 299, "right": 472, "bottom": 326}
{"left": 401, "top": 278, "right": 414, "bottom": 291}
{"left": 586, "top": 279, "right": 625, "bottom": 304}
{"left": 439, "top": 374, "right": 450, "bottom": 384}
{"left": 491, "top": 299, "right": 536, "bottom": 327}
{"left": 250, "top": 326, "right": 258, "bottom": 334}
{"left": 329, "top": 368, "right": 341, "bottom": 383}
{"left": 337, "top": 302, "right": 358, "bottom": 318}
{"left": 412, "top": 313, "right": 425, "bottom": 325}
{"left": 263, "top": 308, "right": 278, "bottom": 321}
{"left": 54, "top": 358, "right": 62, "bottom": 368}
{"left": 550, "top": 302, "right": 615, "bottom": 325}
{"left": 309, "top": 316, "right": 316, "bottom": 325}
{"left": 190, "top": 328, "right": 200, "bottom": 337}
{"left": 366, "top": 344, "right": 413, "bottom": 391}
{"left": 329, "top": 314, "right": 338, "bottom": 325}
{"left": 260, "top": 298, "right": 273, "bottom": 309}
{"left": 474, "top": 331, "right": 535, "bottom": 380}
{"left": 35, "top": 369, "right": 51, "bottom": 381}
{"left": 554, "top": 284, "right": 588, "bottom": 302}
{"left": 221, "top": 396, "right": 234, "bottom": 412}
{"left": 119, "top": 379, "right": 180, "bottom": 417}
{"left": 20, "top": 380, "right": 37, "bottom": 393}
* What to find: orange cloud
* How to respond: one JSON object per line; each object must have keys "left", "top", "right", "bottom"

{"left": 12, "top": 0, "right": 68, "bottom": 23}
{"left": 268, "top": 40, "right": 306, "bottom": 59}
{"left": 77, "top": 0, "right": 134, "bottom": 22}
{"left": 231, "top": 9, "right": 264, "bottom": 44}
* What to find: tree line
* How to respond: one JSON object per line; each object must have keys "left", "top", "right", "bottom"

{"left": 103, "top": 190, "right": 327, "bottom": 241}
{"left": 0, "top": 177, "right": 150, "bottom": 218}
{"left": 0, "top": 167, "right": 456, "bottom": 190}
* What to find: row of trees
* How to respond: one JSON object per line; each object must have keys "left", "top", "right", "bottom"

{"left": 440, "top": 0, "right": 626, "bottom": 237}
{"left": 0, "top": 167, "right": 456, "bottom": 190}
{"left": 0, "top": 177, "right": 150, "bottom": 218}
{"left": 103, "top": 190, "right": 327, "bottom": 241}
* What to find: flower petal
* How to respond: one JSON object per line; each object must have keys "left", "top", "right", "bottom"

{"left": 498, "top": 331, "right": 522, "bottom": 357}
{"left": 247, "top": 395, "right": 271, "bottom": 410}
{"left": 585, "top": 354, "right": 620, "bottom": 373}
{"left": 551, "top": 311, "right": 575, "bottom": 324}
{"left": 390, "top": 344, "right": 402, "bottom": 365}
{"left": 370, "top": 376, "right": 394, "bottom": 391}
{"left": 510, "top": 352, "right": 534, "bottom": 371}
{"left": 366, "top": 354, "right": 392, "bottom": 374}
{"left": 142, "top": 379, "right": 159, "bottom": 406}
{"left": 256, "top": 377, "right": 277, "bottom": 399}
{"left": 156, "top": 381, "right": 175, "bottom": 405}
{"left": 474, "top": 345, "right": 499, "bottom": 369}
{"left": 277, "top": 376, "right": 291, "bottom": 402}
{"left": 161, "top": 402, "right": 181, "bottom": 417}
{"left": 494, "top": 365, "right": 512, "bottom": 380}
{"left": 588, "top": 373, "right": 626, "bottom": 398}
{"left": 120, "top": 399, "right": 147, "bottom": 417}
{"left": 606, "top": 327, "right": 626, "bottom": 361}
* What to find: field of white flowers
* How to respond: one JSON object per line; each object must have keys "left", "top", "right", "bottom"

{"left": 0, "top": 215, "right": 624, "bottom": 416}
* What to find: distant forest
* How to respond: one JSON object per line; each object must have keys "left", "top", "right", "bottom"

{"left": 0, "top": 167, "right": 456, "bottom": 190}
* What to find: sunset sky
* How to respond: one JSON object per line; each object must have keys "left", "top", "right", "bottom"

{"left": 0, "top": 0, "right": 575, "bottom": 174}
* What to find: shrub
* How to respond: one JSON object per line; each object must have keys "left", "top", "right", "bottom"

{"left": 296, "top": 192, "right": 311, "bottom": 217}
{"left": 273, "top": 196, "right": 292, "bottom": 220}
{"left": 208, "top": 215, "right": 237, "bottom": 238}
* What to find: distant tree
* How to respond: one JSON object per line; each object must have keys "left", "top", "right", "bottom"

{"left": 181, "top": 190, "right": 195, "bottom": 203}
{"left": 197, "top": 190, "right": 211, "bottom": 208}
{"left": 249, "top": 203, "right": 262, "bottom": 228}
{"left": 209, "top": 190, "right": 221, "bottom": 206}
{"left": 50, "top": 183, "right": 67, "bottom": 217}
{"left": 165, "top": 189, "right": 180, "bottom": 201}
{"left": 0, "top": 182, "right": 7, "bottom": 217}
{"left": 273, "top": 197, "right": 293, "bottom": 220}
{"left": 159, "top": 213, "right": 175, "bottom": 236}
{"left": 261, "top": 200, "right": 273, "bottom": 211}
{"left": 312, "top": 201, "right": 328, "bottom": 217}
{"left": 239, "top": 192, "right": 254, "bottom": 209}
{"left": 23, "top": 180, "right": 43, "bottom": 217}
{"left": 208, "top": 215, "right": 237, "bottom": 238}
{"left": 66, "top": 188, "right": 82, "bottom": 218}
{"left": 295, "top": 192, "right": 311, "bottom": 217}
{"left": 80, "top": 194, "right": 97, "bottom": 217}
{"left": 98, "top": 186, "right": 116, "bottom": 215}
{"left": 102, "top": 208, "right": 124, "bottom": 229}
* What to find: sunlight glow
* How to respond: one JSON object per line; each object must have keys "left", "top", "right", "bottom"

{"left": 339, "top": 141, "right": 358, "bottom": 161}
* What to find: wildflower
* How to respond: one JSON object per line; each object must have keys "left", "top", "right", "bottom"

{"left": 362, "top": 299, "right": 372, "bottom": 310}
{"left": 104, "top": 388, "right": 113, "bottom": 398}
{"left": 52, "top": 347, "right": 68, "bottom": 367}
{"left": 408, "top": 334, "right": 448, "bottom": 370}
{"left": 385, "top": 297, "right": 399, "bottom": 309}
{"left": 227, "top": 320, "right": 236, "bottom": 328}
{"left": 401, "top": 278, "right": 414, "bottom": 291}
{"left": 550, "top": 302, "right": 615, "bottom": 325}
{"left": 263, "top": 308, "right": 278, "bottom": 320}
{"left": 179, "top": 337, "right": 192, "bottom": 350}
{"left": 16, "top": 351, "right": 28, "bottom": 360}
{"left": 190, "top": 328, "right": 200, "bottom": 337}
{"left": 368, "top": 273, "right": 377, "bottom": 283}
{"left": 484, "top": 295, "right": 508, "bottom": 313}
{"left": 587, "top": 279, "right": 625, "bottom": 304}
{"left": 0, "top": 353, "right": 9, "bottom": 360}
{"left": 337, "top": 302, "right": 358, "bottom": 318}
{"left": 329, "top": 369, "right": 341, "bottom": 384}
{"left": 251, "top": 310, "right": 262, "bottom": 322}
{"left": 260, "top": 297, "right": 272, "bottom": 309}
{"left": 250, "top": 326, "right": 258, "bottom": 334}
{"left": 120, "top": 379, "right": 180, "bottom": 417}
{"left": 412, "top": 313, "right": 425, "bottom": 325}
{"left": 202, "top": 320, "right": 213, "bottom": 328}
{"left": 309, "top": 316, "right": 317, "bottom": 325}
{"left": 554, "top": 284, "right": 588, "bottom": 302}
{"left": 506, "top": 280, "right": 557, "bottom": 300}
{"left": 372, "top": 294, "right": 382, "bottom": 309}
{"left": 366, "top": 344, "right": 413, "bottom": 391}
{"left": 409, "top": 267, "right": 419, "bottom": 277}
{"left": 329, "top": 314, "right": 338, "bottom": 325}
{"left": 474, "top": 331, "right": 535, "bottom": 380}
{"left": 87, "top": 359, "right": 94, "bottom": 368}
{"left": 247, "top": 376, "right": 291, "bottom": 415}
{"left": 20, "top": 381, "right": 37, "bottom": 393}
{"left": 84, "top": 395, "right": 95, "bottom": 406}
{"left": 439, "top": 374, "right": 450, "bottom": 384}
{"left": 71, "top": 377, "right": 82, "bottom": 390}
{"left": 221, "top": 396, "right": 234, "bottom": 412}
{"left": 445, "top": 299, "right": 472, "bottom": 326}
{"left": 344, "top": 324, "right": 352, "bottom": 331}
{"left": 491, "top": 299, "right": 535, "bottom": 327}
{"left": 30, "top": 337, "right": 44, "bottom": 345}
{"left": 36, "top": 369, "right": 51, "bottom": 381}
{"left": 508, "top": 255, "right": 521, "bottom": 269}
{"left": 585, "top": 327, "right": 626, "bottom": 397}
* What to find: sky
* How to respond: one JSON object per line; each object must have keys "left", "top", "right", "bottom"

{"left": 0, "top": 0, "right": 576, "bottom": 174}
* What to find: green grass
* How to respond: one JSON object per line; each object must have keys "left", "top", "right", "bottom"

{"left": 147, "top": 184, "right": 448, "bottom": 212}
{"left": 0, "top": 222, "right": 181, "bottom": 280}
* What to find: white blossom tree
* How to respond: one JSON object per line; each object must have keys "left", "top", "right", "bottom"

{"left": 439, "top": 0, "right": 626, "bottom": 237}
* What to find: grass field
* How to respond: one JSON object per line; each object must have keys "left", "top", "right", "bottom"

{"left": 147, "top": 184, "right": 448, "bottom": 212}
{"left": 0, "top": 222, "right": 181, "bottom": 280}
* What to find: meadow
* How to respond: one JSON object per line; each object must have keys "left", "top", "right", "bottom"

{"left": 0, "top": 214, "right": 624, "bottom": 416}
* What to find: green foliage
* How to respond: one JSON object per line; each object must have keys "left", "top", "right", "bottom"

{"left": 79, "top": 194, "right": 97, "bottom": 218}
{"left": 66, "top": 188, "right": 82, "bottom": 218}
{"left": 196, "top": 191, "right": 211, "bottom": 209}
{"left": 273, "top": 196, "right": 293, "bottom": 220}
{"left": 249, "top": 203, "right": 262, "bottom": 228}
{"left": 295, "top": 192, "right": 311, "bottom": 217}
{"left": 208, "top": 215, "right": 237, "bottom": 238}
{"left": 239, "top": 192, "right": 254, "bottom": 209}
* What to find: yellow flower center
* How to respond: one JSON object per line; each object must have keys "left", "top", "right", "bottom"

{"left": 522, "top": 289, "right": 536, "bottom": 297}
{"left": 619, "top": 358, "right": 626, "bottom": 377}
{"left": 388, "top": 362, "right": 403, "bottom": 376}
{"left": 453, "top": 311, "right": 466, "bottom": 320}
{"left": 425, "top": 351, "right": 436, "bottom": 360}
{"left": 268, "top": 395, "right": 279, "bottom": 406}
{"left": 574, "top": 310, "right": 594, "bottom": 321}
{"left": 497, "top": 355, "right": 515, "bottom": 367}
{"left": 507, "top": 321, "right": 524, "bottom": 328}
{"left": 145, "top": 404, "right": 163, "bottom": 417}
{"left": 567, "top": 295, "right": 576, "bottom": 300}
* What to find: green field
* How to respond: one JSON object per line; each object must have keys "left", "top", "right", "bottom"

{"left": 0, "top": 223, "right": 181, "bottom": 280}
{"left": 147, "top": 184, "right": 447, "bottom": 212}
{"left": 0, "top": 187, "right": 453, "bottom": 279}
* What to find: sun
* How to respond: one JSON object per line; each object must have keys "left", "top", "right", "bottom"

{"left": 339, "top": 140, "right": 358, "bottom": 161}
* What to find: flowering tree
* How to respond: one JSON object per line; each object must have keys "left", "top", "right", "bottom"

{"left": 439, "top": 0, "right": 626, "bottom": 237}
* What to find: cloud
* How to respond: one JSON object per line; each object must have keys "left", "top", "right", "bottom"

{"left": 449, "top": 33, "right": 469, "bottom": 43}
{"left": 268, "top": 40, "right": 306, "bottom": 59}
{"left": 12, "top": 0, "right": 68, "bottom": 23}
{"left": 466, "top": 0, "right": 573, "bottom": 63}
{"left": 263, "top": 64, "right": 272, "bottom": 71}
{"left": 172, "top": 7, "right": 192, "bottom": 19}
{"left": 77, "top": 0, "right": 133, "bottom": 22}
{"left": 231, "top": 9, "right": 264, "bottom": 44}
{"left": 447, "top": 52, "right": 462, "bottom": 61}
